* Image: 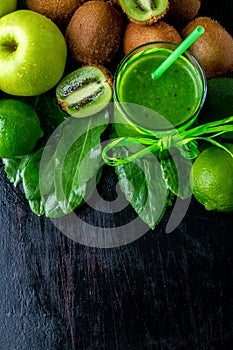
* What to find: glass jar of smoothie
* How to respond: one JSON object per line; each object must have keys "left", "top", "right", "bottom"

{"left": 113, "top": 42, "right": 207, "bottom": 139}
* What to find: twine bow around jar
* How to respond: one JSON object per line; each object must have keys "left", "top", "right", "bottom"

{"left": 102, "top": 116, "right": 233, "bottom": 166}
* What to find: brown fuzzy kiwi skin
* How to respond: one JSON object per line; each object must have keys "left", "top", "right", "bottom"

{"left": 123, "top": 21, "right": 182, "bottom": 55}
{"left": 66, "top": 1, "right": 123, "bottom": 65}
{"left": 58, "top": 100, "right": 69, "bottom": 114}
{"left": 97, "top": 65, "right": 114, "bottom": 90}
{"left": 25, "top": 0, "right": 83, "bottom": 26}
{"left": 182, "top": 17, "right": 233, "bottom": 79}
{"left": 119, "top": 0, "right": 169, "bottom": 25}
{"left": 166, "top": 0, "right": 201, "bottom": 25}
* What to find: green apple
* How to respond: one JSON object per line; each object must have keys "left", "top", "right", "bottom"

{"left": 0, "top": 10, "right": 67, "bottom": 96}
{"left": 0, "top": 0, "right": 17, "bottom": 18}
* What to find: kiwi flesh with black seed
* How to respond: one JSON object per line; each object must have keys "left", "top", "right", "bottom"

{"left": 182, "top": 17, "right": 233, "bottom": 79}
{"left": 66, "top": 1, "right": 123, "bottom": 65}
{"left": 119, "top": 0, "right": 169, "bottom": 25}
{"left": 56, "top": 66, "right": 113, "bottom": 118}
{"left": 26, "top": 0, "right": 83, "bottom": 26}
{"left": 123, "top": 21, "right": 182, "bottom": 54}
{"left": 166, "top": 0, "right": 201, "bottom": 25}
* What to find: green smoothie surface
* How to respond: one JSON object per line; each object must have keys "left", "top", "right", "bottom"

{"left": 116, "top": 48, "right": 203, "bottom": 130}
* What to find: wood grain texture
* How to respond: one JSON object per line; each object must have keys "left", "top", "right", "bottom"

{"left": 1, "top": 160, "right": 233, "bottom": 350}
{"left": 1, "top": 1, "right": 233, "bottom": 349}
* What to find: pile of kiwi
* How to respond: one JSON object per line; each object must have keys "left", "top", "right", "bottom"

{"left": 25, "top": 0, "right": 233, "bottom": 116}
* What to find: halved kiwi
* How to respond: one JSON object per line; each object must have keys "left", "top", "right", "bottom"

{"left": 56, "top": 66, "right": 113, "bottom": 118}
{"left": 119, "top": 0, "right": 169, "bottom": 24}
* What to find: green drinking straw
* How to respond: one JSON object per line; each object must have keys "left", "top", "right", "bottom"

{"left": 151, "top": 25, "right": 205, "bottom": 80}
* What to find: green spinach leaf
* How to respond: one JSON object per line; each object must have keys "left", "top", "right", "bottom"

{"left": 40, "top": 110, "right": 110, "bottom": 217}
{"left": 34, "top": 93, "right": 68, "bottom": 143}
{"left": 39, "top": 133, "right": 66, "bottom": 218}
{"left": 115, "top": 148, "right": 169, "bottom": 229}
{"left": 22, "top": 148, "right": 45, "bottom": 216}
{"left": 3, "top": 155, "right": 31, "bottom": 187}
{"left": 161, "top": 149, "right": 193, "bottom": 199}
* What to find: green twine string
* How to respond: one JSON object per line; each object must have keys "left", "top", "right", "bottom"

{"left": 102, "top": 116, "right": 233, "bottom": 166}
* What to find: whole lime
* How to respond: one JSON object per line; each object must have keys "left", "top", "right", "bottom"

{"left": 0, "top": 10, "right": 67, "bottom": 96}
{"left": 191, "top": 143, "right": 233, "bottom": 212}
{"left": 0, "top": 99, "right": 43, "bottom": 158}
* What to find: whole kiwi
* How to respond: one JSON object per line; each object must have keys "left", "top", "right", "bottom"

{"left": 123, "top": 21, "right": 182, "bottom": 55}
{"left": 182, "top": 17, "right": 233, "bottom": 79}
{"left": 66, "top": 1, "right": 123, "bottom": 65}
{"left": 166, "top": 0, "right": 201, "bottom": 25}
{"left": 26, "top": 0, "right": 83, "bottom": 26}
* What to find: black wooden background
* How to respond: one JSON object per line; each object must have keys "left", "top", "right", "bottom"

{"left": 1, "top": 1, "right": 233, "bottom": 349}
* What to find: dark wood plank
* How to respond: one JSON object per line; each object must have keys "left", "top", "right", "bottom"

{"left": 1, "top": 160, "right": 233, "bottom": 349}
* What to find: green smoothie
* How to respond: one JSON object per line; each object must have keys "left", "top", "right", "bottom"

{"left": 114, "top": 46, "right": 205, "bottom": 133}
